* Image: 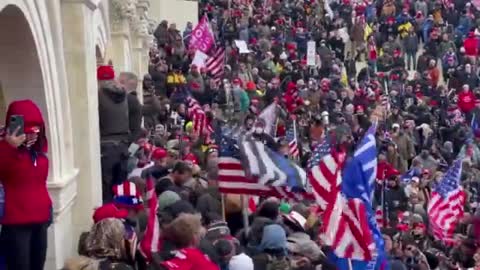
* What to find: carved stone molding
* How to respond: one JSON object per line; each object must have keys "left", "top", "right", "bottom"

{"left": 110, "top": 0, "right": 138, "bottom": 26}
{"left": 110, "top": 0, "right": 155, "bottom": 47}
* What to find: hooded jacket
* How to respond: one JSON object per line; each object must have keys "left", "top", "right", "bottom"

{"left": 458, "top": 90, "right": 476, "bottom": 113}
{"left": 0, "top": 100, "right": 52, "bottom": 225}
{"left": 464, "top": 34, "right": 478, "bottom": 56}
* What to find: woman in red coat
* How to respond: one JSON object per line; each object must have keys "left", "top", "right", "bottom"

{"left": 0, "top": 100, "right": 52, "bottom": 270}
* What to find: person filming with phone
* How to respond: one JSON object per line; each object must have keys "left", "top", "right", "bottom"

{"left": 0, "top": 99, "right": 52, "bottom": 270}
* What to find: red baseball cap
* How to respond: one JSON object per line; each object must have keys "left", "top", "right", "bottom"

{"left": 183, "top": 153, "right": 199, "bottom": 166}
{"left": 97, "top": 65, "right": 115, "bottom": 81}
{"left": 92, "top": 203, "right": 129, "bottom": 223}
{"left": 152, "top": 148, "right": 168, "bottom": 160}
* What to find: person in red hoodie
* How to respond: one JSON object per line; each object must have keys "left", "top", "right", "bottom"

{"left": 458, "top": 84, "right": 477, "bottom": 121}
{"left": 0, "top": 100, "right": 52, "bottom": 270}
{"left": 463, "top": 32, "right": 478, "bottom": 64}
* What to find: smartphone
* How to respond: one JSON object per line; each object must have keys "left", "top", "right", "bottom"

{"left": 128, "top": 143, "right": 140, "bottom": 156}
{"left": 8, "top": 115, "right": 24, "bottom": 135}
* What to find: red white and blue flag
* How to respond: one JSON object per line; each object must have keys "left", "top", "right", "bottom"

{"left": 286, "top": 124, "right": 299, "bottom": 158}
{"left": 427, "top": 159, "right": 465, "bottom": 245}
{"left": 139, "top": 177, "right": 160, "bottom": 262}
{"left": 205, "top": 47, "right": 225, "bottom": 85}
{"left": 325, "top": 124, "right": 388, "bottom": 270}
{"left": 187, "top": 97, "right": 214, "bottom": 143}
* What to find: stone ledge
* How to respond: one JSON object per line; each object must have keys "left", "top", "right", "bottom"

{"left": 62, "top": 0, "right": 100, "bottom": 11}
{"left": 47, "top": 169, "right": 79, "bottom": 219}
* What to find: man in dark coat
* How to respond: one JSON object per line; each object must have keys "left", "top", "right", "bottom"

{"left": 97, "top": 66, "right": 141, "bottom": 203}
{"left": 119, "top": 72, "right": 143, "bottom": 142}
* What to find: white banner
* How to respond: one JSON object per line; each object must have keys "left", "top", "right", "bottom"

{"left": 234, "top": 40, "right": 251, "bottom": 54}
{"left": 191, "top": 50, "right": 209, "bottom": 69}
{"left": 307, "top": 41, "right": 316, "bottom": 66}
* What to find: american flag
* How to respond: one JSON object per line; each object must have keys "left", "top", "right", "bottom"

{"left": 139, "top": 177, "right": 160, "bottom": 262}
{"left": 323, "top": 196, "right": 374, "bottom": 260}
{"left": 324, "top": 124, "right": 379, "bottom": 262}
{"left": 187, "top": 97, "right": 214, "bottom": 143}
{"left": 206, "top": 47, "right": 225, "bottom": 85}
{"left": 308, "top": 136, "right": 332, "bottom": 170}
{"left": 307, "top": 136, "right": 337, "bottom": 210}
{"left": 427, "top": 159, "right": 466, "bottom": 244}
{"left": 217, "top": 134, "right": 313, "bottom": 201}
{"left": 286, "top": 124, "right": 299, "bottom": 158}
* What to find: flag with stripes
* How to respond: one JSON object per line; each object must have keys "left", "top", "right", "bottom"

{"left": 427, "top": 159, "right": 466, "bottom": 244}
{"left": 286, "top": 124, "right": 299, "bottom": 158}
{"left": 217, "top": 134, "right": 313, "bottom": 200}
{"left": 187, "top": 96, "right": 214, "bottom": 143}
{"left": 113, "top": 181, "right": 143, "bottom": 203}
{"left": 330, "top": 124, "right": 388, "bottom": 268}
{"left": 139, "top": 177, "right": 160, "bottom": 262}
{"left": 375, "top": 206, "right": 384, "bottom": 229}
{"left": 307, "top": 136, "right": 336, "bottom": 211}
{"left": 239, "top": 134, "right": 307, "bottom": 189}
{"left": 206, "top": 47, "right": 225, "bottom": 85}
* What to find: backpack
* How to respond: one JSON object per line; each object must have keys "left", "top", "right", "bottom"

{"left": 266, "top": 254, "right": 291, "bottom": 270}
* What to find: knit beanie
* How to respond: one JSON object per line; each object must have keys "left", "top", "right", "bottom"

{"left": 157, "top": 191, "right": 181, "bottom": 211}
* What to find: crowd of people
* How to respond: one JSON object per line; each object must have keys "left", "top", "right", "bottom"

{"left": 2, "top": 0, "right": 480, "bottom": 269}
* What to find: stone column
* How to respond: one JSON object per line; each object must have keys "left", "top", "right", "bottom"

{"left": 108, "top": 0, "right": 141, "bottom": 72}
{"left": 60, "top": 1, "right": 103, "bottom": 268}
{"left": 131, "top": 34, "right": 145, "bottom": 103}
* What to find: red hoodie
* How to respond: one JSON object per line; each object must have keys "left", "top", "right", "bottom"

{"left": 0, "top": 100, "right": 52, "bottom": 225}
{"left": 376, "top": 160, "right": 399, "bottom": 180}
{"left": 464, "top": 35, "right": 479, "bottom": 56}
{"left": 458, "top": 91, "right": 476, "bottom": 113}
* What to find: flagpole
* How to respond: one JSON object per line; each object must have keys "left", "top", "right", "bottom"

{"left": 221, "top": 194, "right": 226, "bottom": 221}
{"left": 293, "top": 119, "right": 299, "bottom": 162}
{"left": 381, "top": 79, "right": 390, "bottom": 228}
{"left": 241, "top": 195, "right": 250, "bottom": 232}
